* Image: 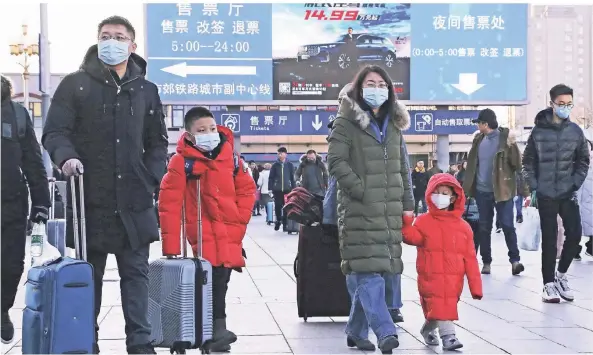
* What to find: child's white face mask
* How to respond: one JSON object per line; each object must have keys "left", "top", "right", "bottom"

{"left": 431, "top": 193, "right": 451, "bottom": 209}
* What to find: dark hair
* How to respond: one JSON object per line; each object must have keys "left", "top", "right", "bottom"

{"left": 306, "top": 149, "right": 316, "bottom": 155}
{"left": 184, "top": 106, "right": 213, "bottom": 131}
{"left": 98, "top": 16, "right": 136, "bottom": 41}
{"left": 348, "top": 65, "right": 396, "bottom": 119}
{"left": 1, "top": 75, "right": 12, "bottom": 102}
{"left": 278, "top": 147, "right": 287, "bottom": 153}
{"left": 248, "top": 160, "right": 255, "bottom": 165}
{"left": 549, "top": 84, "right": 573, "bottom": 102}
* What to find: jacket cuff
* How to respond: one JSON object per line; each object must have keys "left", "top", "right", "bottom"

{"left": 403, "top": 200, "right": 415, "bottom": 212}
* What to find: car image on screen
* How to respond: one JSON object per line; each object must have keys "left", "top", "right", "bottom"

{"left": 296, "top": 33, "right": 398, "bottom": 71}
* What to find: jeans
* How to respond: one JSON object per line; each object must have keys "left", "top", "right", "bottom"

{"left": 515, "top": 195, "right": 523, "bottom": 217}
{"left": 475, "top": 190, "right": 521, "bottom": 264}
{"left": 414, "top": 196, "right": 427, "bottom": 215}
{"left": 345, "top": 273, "right": 398, "bottom": 341}
{"left": 384, "top": 273, "right": 403, "bottom": 309}
{"left": 212, "top": 266, "right": 232, "bottom": 319}
{"left": 538, "top": 196, "right": 582, "bottom": 284}
{"left": 88, "top": 243, "right": 151, "bottom": 347}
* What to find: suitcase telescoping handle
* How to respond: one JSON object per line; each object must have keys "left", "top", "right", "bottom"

{"left": 70, "top": 175, "right": 88, "bottom": 261}
{"left": 49, "top": 178, "right": 55, "bottom": 220}
{"left": 180, "top": 177, "right": 203, "bottom": 258}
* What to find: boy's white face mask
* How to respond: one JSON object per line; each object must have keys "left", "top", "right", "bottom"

{"left": 431, "top": 193, "right": 451, "bottom": 210}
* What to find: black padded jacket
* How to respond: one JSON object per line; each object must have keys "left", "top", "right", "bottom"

{"left": 522, "top": 108, "right": 590, "bottom": 200}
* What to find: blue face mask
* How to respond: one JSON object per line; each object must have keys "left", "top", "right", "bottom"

{"left": 195, "top": 132, "right": 221, "bottom": 152}
{"left": 362, "top": 87, "right": 389, "bottom": 109}
{"left": 98, "top": 39, "right": 130, "bottom": 66}
{"left": 554, "top": 105, "right": 572, "bottom": 119}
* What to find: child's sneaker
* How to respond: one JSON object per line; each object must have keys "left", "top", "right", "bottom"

{"left": 554, "top": 273, "right": 574, "bottom": 302}
{"left": 441, "top": 335, "right": 463, "bottom": 351}
{"left": 419, "top": 323, "right": 439, "bottom": 346}
{"left": 542, "top": 282, "right": 561, "bottom": 303}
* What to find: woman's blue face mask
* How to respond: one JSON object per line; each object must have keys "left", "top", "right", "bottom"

{"left": 362, "top": 87, "right": 389, "bottom": 109}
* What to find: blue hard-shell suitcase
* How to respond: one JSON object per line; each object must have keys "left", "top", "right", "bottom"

{"left": 266, "top": 201, "right": 275, "bottom": 225}
{"left": 22, "top": 175, "right": 95, "bottom": 354}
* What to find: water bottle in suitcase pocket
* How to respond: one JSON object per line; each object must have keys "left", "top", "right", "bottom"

{"left": 148, "top": 177, "right": 213, "bottom": 354}
{"left": 22, "top": 175, "right": 95, "bottom": 354}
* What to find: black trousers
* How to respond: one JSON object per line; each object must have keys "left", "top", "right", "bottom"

{"left": 538, "top": 196, "right": 582, "bottom": 284}
{"left": 1, "top": 215, "right": 27, "bottom": 313}
{"left": 212, "top": 266, "right": 231, "bottom": 319}
{"left": 88, "top": 243, "right": 151, "bottom": 348}
{"left": 273, "top": 192, "right": 288, "bottom": 225}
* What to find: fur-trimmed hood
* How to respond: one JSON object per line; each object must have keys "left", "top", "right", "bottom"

{"left": 299, "top": 154, "right": 323, "bottom": 164}
{"left": 337, "top": 95, "right": 410, "bottom": 131}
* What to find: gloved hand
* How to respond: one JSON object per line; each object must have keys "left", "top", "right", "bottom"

{"left": 30, "top": 206, "right": 49, "bottom": 224}
{"left": 62, "top": 159, "right": 84, "bottom": 176}
{"left": 269, "top": 191, "right": 273, "bottom": 198}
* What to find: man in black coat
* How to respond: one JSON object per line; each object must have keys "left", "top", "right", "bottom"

{"left": 411, "top": 160, "right": 429, "bottom": 215}
{"left": 268, "top": 147, "right": 296, "bottom": 231}
{"left": 42, "top": 16, "right": 167, "bottom": 354}
{"left": 523, "top": 84, "right": 590, "bottom": 304}
{"left": 1, "top": 75, "right": 50, "bottom": 344}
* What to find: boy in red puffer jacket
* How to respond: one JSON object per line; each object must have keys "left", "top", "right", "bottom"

{"left": 159, "top": 107, "right": 255, "bottom": 352}
{"left": 402, "top": 173, "right": 483, "bottom": 351}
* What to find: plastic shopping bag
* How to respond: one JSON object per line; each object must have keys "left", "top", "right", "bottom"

{"left": 518, "top": 206, "right": 541, "bottom": 251}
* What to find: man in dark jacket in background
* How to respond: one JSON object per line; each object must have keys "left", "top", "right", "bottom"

{"left": 427, "top": 159, "right": 443, "bottom": 179}
{"left": 523, "top": 84, "right": 590, "bottom": 304}
{"left": 411, "top": 160, "right": 429, "bottom": 215}
{"left": 295, "top": 149, "right": 328, "bottom": 196}
{"left": 42, "top": 16, "right": 167, "bottom": 354}
{"left": 268, "top": 146, "right": 296, "bottom": 231}
{"left": 1, "top": 75, "right": 50, "bottom": 344}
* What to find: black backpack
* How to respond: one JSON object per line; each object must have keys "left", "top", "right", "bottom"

{"left": 11, "top": 101, "right": 27, "bottom": 139}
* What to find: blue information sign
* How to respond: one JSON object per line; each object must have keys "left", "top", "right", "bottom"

{"left": 410, "top": 4, "right": 528, "bottom": 103}
{"left": 213, "top": 110, "right": 479, "bottom": 136}
{"left": 145, "top": 3, "right": 273, "bottom": 102}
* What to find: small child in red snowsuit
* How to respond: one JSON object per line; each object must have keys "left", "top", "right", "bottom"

{"left": 402, "top": 173, "right": 483, "bottom": 351}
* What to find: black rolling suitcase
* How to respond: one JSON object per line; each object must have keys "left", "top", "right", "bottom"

{"left": 463, "top": 198, "right": 480, "bottom": 251}
{"left": 294, "top": 225, "right": 350, "bottom": 321}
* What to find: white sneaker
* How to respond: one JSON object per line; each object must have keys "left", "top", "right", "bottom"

{"left": 542, "top": 283, "right": 561, "bottom": 303}
{"left": 554, "top": 274, "right": 574, "bottom": 302}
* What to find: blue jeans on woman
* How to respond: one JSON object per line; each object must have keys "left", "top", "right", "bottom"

{"left": 345, "top": 272, "right": 399, "bottom": 341}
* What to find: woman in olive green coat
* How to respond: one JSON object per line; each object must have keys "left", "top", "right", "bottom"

{"left": 327, "top": 65, "right": 415, "bottom": 353}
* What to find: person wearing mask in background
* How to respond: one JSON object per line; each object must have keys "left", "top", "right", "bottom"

{"left": 463, "top": 108, "right": 524, "bottom": 277}
{"left": 268, "top": 147, "right": 296, "bottom": 231}
{"left": 427, "top": 160, "right": 443, "bottom": 179}
{"left": 455, "top": 161, "right": 467, "bottom": 186}
{"left": 522, "top": 84, "right": 590, "bottom": 303}
{"left": 324, "top": 84, "right": 405, "bottom": 332}
{"left": 576, "top": 137, "right": 593, "bottom": 260}
{"left": 1, "top": 75, "right": 51, "bottom": 344}
{"left": 258, "top": 163, "right": 272, "bottom": 217}
{"left": 159, "top": 107, "right": 255, "bottom": 352}
{"left": 411, "top": 161, "right": 429, "bottom": 215}
{"left": 295, "top": 149, "right": 329, "bottom": 197}
{"left": 41, "top": 16, "right": 168, "bottom": 354}
{"left": 249, "top": 161, "right": 261, "bottom": 216}
{"left": 328, "top": 65, "right": 414, "bottom": 353}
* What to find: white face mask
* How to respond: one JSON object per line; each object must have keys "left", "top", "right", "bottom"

{"left": 431, "top": 193, "right": 451, "bottom": 210}
{"left": 194, "top": 132, "right": 220, "bottom": 152}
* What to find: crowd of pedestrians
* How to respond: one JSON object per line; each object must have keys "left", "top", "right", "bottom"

{"left": 1, "top": 13, "right": 592, "bottom": 354}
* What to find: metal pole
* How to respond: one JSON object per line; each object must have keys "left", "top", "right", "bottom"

{"left": 40, "top": 3, "right": 52, "bottom": 177}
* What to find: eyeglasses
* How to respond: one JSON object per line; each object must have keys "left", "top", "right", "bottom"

{"left": 99, "top": 34, "right": 132, "bottom": 42}
{"left": 553, "top": 102, "right": 574, "bottom": 109}
{"left": 365, "top": 83, "right": 388, "bottom": 89}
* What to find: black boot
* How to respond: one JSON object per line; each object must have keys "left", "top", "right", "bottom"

{"left": 209, "top": 318, "right": 237, "bottom": 352}
{"left": 127, "top": 343, "right": 156, "bottom": 354}
{"left": 1, "top": 312, "right": 14, "bottom": 344}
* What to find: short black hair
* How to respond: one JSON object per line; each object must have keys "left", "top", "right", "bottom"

{"left": 549, "top": 84, "right": 573, "bottom": 102}
{"left": 278, "top": 147, "right": 287, "bottom": 153}
{"left": 98, "top": 16, "right": 136, "bottom": 41}
{"left": 1, "top": 75, "right": 12, "bottom": 102}
{"left": 184, "top": 106, "right": 213, "bottom": 131}
{"left": 348, "top": 65, "right": 396, "bottom": 120}
{"left": 306, "top": 149, "right": 316, "bottom": 155}
{"left": 248, "top": 160, "right": 255, "bottom": 164}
